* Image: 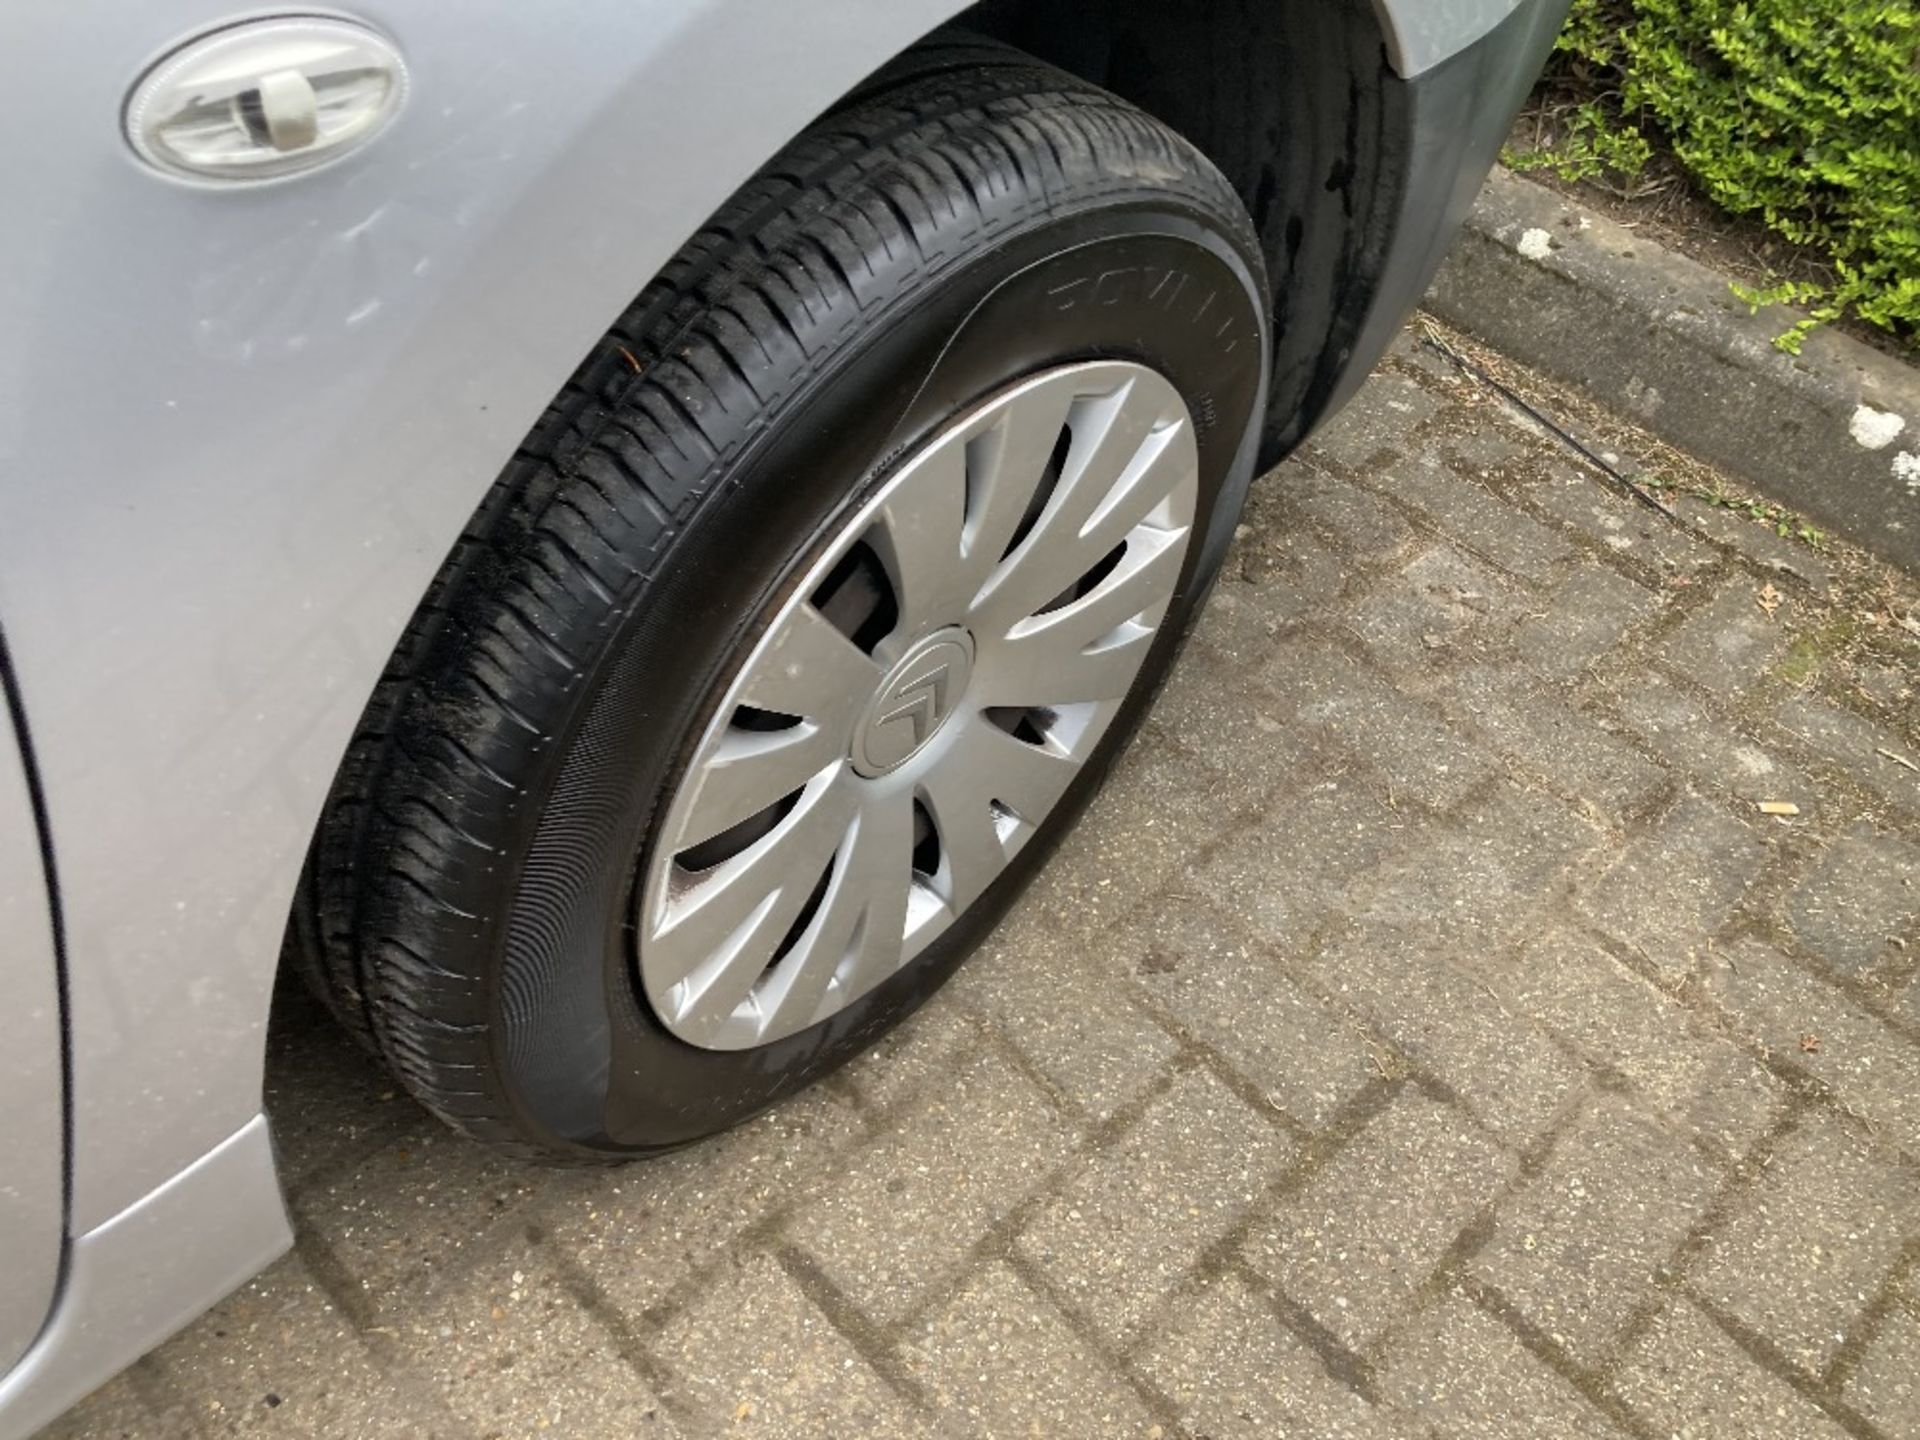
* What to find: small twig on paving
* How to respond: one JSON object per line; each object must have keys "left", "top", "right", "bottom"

{"left": 1840, "top": 1098, "right": 1879, "bottom": 1136}
{"left": 1339, "top": 1012, "right": 1401, "bottom": 1080}
{"left": 1875, "top": 747, "right": 1920, "bottom": 776}
{"left": 1418, "top": 324, "right": 1683, "bottom": 526}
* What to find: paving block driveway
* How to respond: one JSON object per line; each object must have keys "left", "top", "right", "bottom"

{"left": 55, "top": 327, "right": 1920, "bottom": 1440}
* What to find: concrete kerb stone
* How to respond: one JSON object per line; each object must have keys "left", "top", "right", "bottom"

{"left": 1428, "top": 167, "right": 1920, "bottom": 572}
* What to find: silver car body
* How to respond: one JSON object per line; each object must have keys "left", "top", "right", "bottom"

{"left": 0, "top": 1, "right": 1555, "bottom": 1430}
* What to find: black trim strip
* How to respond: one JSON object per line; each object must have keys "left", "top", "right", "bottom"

{"left": 0, "top": 623, "right": 74, "bottom": 1356}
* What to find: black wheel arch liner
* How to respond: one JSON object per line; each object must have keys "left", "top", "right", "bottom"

{"left": 964, "top": 0, "right": 1574, "bottom": 462}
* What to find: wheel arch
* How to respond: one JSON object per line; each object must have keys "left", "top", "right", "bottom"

{"left": 0, "top": 0, "right": 1493, "bottom": 1231}
{"left": 958, "top": 0, "right": 1410, "bottom": 458}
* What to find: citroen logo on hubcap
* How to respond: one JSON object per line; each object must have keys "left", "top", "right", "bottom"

{"left": 851, "top": 629, "right": 974, "bottom": 776}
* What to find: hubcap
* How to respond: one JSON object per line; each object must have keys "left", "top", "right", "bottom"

{"left": 636, "top": 360, "right": 1200, "bottom": 1049}
{"left": 852, "top": 629, "right": 974, "bottom": 776}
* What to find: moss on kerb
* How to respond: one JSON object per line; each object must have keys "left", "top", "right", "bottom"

{"left": 1777, "top": 616, "right": 1863, "bottom": 689}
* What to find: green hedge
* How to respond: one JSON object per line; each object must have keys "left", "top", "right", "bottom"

{"left": 1517, "top": 0, "right": 1920, "bottom": 350}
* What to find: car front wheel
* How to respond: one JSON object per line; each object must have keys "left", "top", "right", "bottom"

{"left": 295, "top": 39, "right": 1271, "bottom": 1159}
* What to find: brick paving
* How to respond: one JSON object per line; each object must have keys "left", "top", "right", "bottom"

{"left": 52, "top": 324, "right": 1920, "bottom": 1439}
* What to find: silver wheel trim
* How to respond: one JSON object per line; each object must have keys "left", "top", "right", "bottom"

{"left": 635, "top": 360, "right": 1199, "bottom": 1050}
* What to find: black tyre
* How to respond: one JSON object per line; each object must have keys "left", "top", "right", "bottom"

{"left": 297, "top": 39, "right": 1270, "bottom": 1159}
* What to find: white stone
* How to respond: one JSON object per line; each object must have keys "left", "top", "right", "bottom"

{"left": 1517, "top": 228, "right": 1555, "bottom": 262}
{"left": 1893, "top": 450, "right": 1920, "bottom": 493}
{"left": 1850, "top": 404, "right": 1906, "bottom": 450}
